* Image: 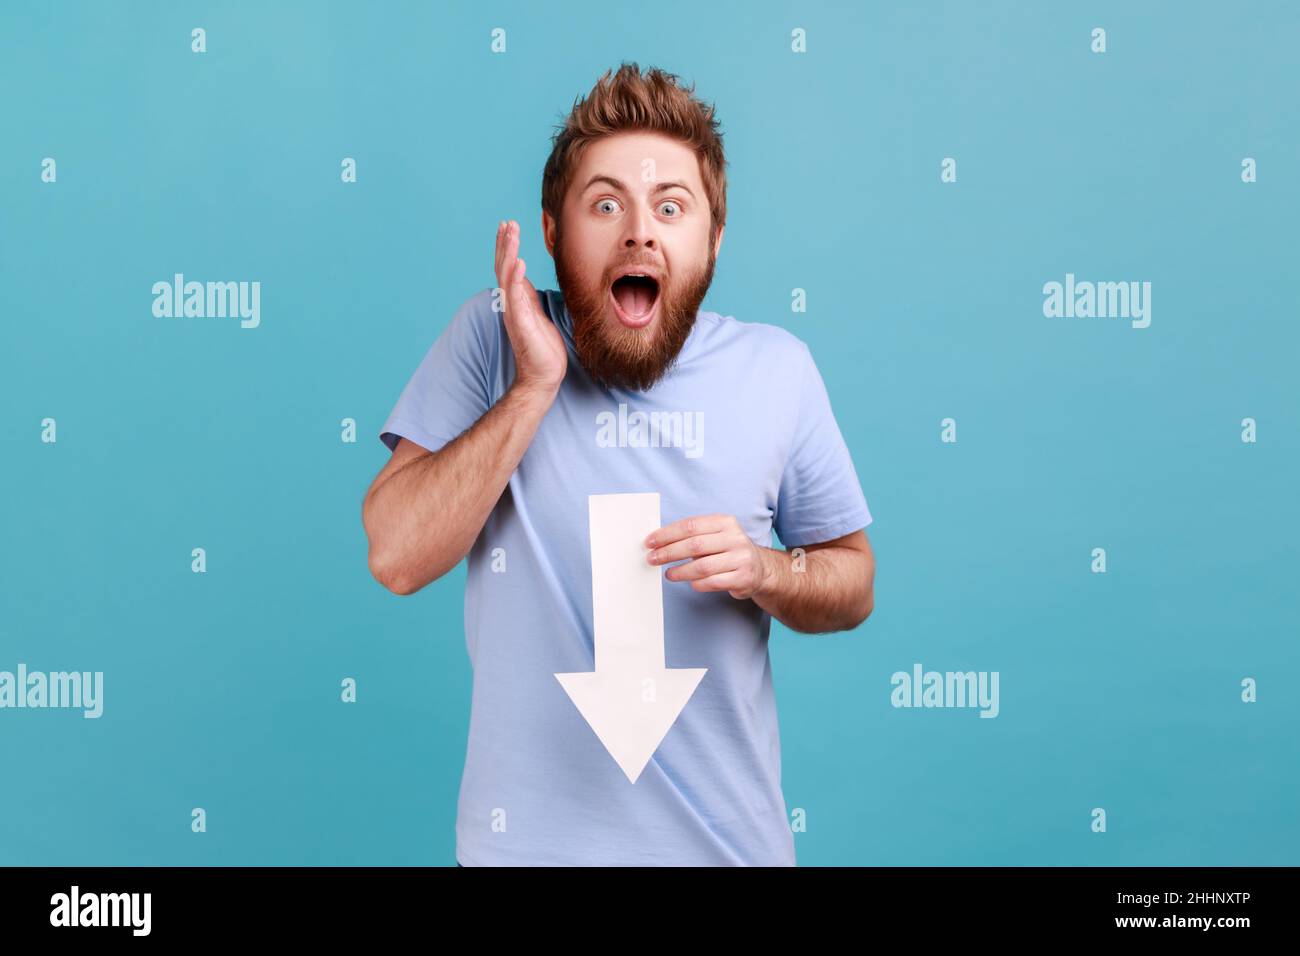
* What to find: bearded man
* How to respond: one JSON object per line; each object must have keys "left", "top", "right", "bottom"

{"left": 364, "top": 63, "right": 875, "bottom": 867}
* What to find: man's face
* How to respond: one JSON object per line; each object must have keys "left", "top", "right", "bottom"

{"left": 545, "top": 131, "right": 724, "bottom": 392}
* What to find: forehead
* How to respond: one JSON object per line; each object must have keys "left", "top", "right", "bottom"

{"left": 571, "top": 131, "right": 703, "bottom": 192}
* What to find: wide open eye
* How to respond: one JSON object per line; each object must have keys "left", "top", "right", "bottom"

{"left": 595, "top": 198, "right": 622, "bottom": 215}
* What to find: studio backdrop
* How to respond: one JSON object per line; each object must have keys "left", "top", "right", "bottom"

{"left": 2, "top": 0, "right": 1296, "bottom": 865}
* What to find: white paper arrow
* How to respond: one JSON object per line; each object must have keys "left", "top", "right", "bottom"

{"left": 555, "top": 492, "right": 708, "bottom": 784}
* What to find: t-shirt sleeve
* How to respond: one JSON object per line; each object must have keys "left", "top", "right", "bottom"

{"left": 379, "top": 289, "right": 497, "bottom": 454}
{"left": 772, "top": 340, "right": 874, "bottom": 548}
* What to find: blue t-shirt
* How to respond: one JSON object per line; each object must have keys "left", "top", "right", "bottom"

{"left": 380, "top": 288, "right": 873, "bottom": 866}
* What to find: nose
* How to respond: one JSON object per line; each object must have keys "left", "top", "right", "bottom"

{"left": 622, "top": 202, "right": 657, "bottom": 251}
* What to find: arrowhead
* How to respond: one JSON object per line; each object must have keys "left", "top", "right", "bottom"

{"left": 554, "top": 667, "right": 707, "bottom": 783}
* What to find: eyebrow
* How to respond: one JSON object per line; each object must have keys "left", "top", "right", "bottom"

{"left": 581, "top": 174, "right": 696, "bottom": 200}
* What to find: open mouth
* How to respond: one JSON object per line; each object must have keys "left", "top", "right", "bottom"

{"left": 609, "top": 273, "right": 661, "bottom": 329}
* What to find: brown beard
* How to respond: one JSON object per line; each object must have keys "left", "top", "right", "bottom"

{"left": 554, "top": 223, "right": 716, "bottom": 392}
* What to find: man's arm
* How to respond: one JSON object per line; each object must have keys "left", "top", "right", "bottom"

{"left": 751, "top": 530, "right": 875, "bottom": 634}
{"left": 363, "top": 381, "right": 557, "bottom": 595}
{"left": 364, "top": 219, "right": 567, "bottom": 596}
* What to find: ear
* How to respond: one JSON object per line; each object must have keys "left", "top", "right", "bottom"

{"left": 712, "top": 222, "right": 725, "bottom": 259}
{"left": 543, "top": 209, "right": 557, "bottom": 257}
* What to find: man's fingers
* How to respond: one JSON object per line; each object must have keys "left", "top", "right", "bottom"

{"left": 506, "top": 257, "right": 537, "bottom": 326}
{"left": 664, "top": 553, "right": 735, "bottom": 582}
{"left": 690, "top": 571, "right": 746, "bottom": 594}
{"left": 496, "top": 220, "right": 520, "bottom": 291}
{"left": 496, "top": 221, "right": 545, "bottom": 337}
{"left": 506, "top": 221, "right": 520, "bottom": 273}
{"left": 647, "top": 531, "right": 728, "bottom": 566}
{"left": 646, "top": 514, "right": 729, "bottom": 548}
{"left": 495, "top": 224, "right": 511, "bottom": 291}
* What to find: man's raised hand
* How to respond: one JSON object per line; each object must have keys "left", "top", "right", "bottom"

{"left": 495, "top": 219, "right": 567, "bottom": 395}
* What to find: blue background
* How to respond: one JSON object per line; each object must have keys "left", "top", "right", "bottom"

{"left": 2, "top": 0, "right": 1296, "bottom": 865}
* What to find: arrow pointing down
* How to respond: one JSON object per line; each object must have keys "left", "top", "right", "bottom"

{"left": 555, "top": 492, "right": 707, "bottom": 783}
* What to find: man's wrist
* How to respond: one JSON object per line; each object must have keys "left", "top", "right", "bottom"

{"left": 753, "top": 546, "right": 784, "bottom": 603}
{"left": 507, "top": 378, "right": 560, "bottom": 412}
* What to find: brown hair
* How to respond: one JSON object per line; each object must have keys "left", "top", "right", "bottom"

{"left": 542, "top": 63, "right": 727, "bottom": 244}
